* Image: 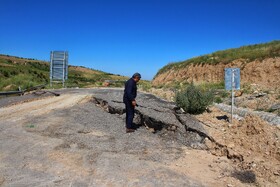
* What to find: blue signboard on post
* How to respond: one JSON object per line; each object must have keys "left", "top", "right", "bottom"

{"left": 225, "top": 68, "right": 241, "bottom": 123}
{"left": 225, "top": 68, "right": 240, "bottom": 90}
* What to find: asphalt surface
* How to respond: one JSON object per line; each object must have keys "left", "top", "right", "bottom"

{"left": 0, "top": 88, "right": 208, "bottom": 187}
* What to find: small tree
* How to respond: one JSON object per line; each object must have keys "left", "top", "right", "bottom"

{"left": 175, "top": 83, "right": 214, "bottom": 114}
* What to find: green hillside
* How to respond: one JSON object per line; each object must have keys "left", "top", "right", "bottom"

{"left": 155, "top": 40, "right": 280, "bottom": 78}
{"left": 0, "top": 54, "right": 129, "bottom": 91}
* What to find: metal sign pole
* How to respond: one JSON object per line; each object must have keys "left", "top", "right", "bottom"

{"left": 50, "top": 51, "right": 53, "bottom": 87}
{"left": 225, "top": 68, "right": 240, "bottom": 124}
{"left": 231, "top": 69, "right": 235, "bottom": 124}
{"left": 63, "top": 52, "right": 65, "bottom": 88}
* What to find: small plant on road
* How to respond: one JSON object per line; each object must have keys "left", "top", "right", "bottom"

{"left": 26, "top": 124, "right": 35, "bottom": 128}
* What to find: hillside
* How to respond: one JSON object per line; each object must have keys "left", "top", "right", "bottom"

{"left": 0, "top": 54, "right": 128, "bottom": 91}
{"left": 153, "top": 40, "right": 280, "bottom": 90}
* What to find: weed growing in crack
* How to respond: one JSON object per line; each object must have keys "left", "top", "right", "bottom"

{"left": 26, "top": 124, "right": 35, "bottom": 128}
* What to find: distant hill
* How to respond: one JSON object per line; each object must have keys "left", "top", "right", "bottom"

{"left": 0, "top": 54, "right": 128, "bottom": 91}
{"left": 153, "top": 40, "right": 280, "bottom": 90}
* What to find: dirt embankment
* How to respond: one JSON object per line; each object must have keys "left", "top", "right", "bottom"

{"left": 197, "top": 108, "right": 280, "bottom": 185}
{"left": 153, "top": 57, "right": 280, "bottom": 90}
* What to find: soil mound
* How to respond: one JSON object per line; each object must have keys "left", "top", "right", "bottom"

{"left": 198, "top": 108, "right": 280, "bottom": 185}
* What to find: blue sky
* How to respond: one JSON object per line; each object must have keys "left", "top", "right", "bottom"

{"left": 0, "top": 0, "right": 279, "bottom": 80}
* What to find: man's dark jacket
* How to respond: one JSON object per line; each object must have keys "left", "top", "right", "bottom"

{"left": 123, "top": 78, "right": 137, "bottom": 102}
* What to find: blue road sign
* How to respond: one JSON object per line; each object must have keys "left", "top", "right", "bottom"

{"left": 225, "top": 68, "right": 240, "bottom": 90}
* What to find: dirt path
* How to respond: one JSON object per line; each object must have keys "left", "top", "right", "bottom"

{"left": 0, "top": 94, "right": 90, "bottom": 121}
{"left": 0, "top": 89, "right": 279, "bottom": 187}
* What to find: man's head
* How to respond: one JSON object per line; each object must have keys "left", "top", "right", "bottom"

{"left": 132, "top": 72, "right": 141, "bottom": 82}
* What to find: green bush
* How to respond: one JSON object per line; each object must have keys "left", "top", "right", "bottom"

{"left": 199, "top": 81, "right": 225, "bottom": 91}
{"left": 175, "top": 83, "right": 214, "bottom": 114}
{"left": 214, "top": 96, "right": 223, "bottom": 103}
{"left": 139, "top": 81, "right": 152, "bottom": 92}
{"left": 220, "top": 90, "right": 229, "bottom": 98}
{"left": 3, "top": 71, "right": 10, "bottom": 77}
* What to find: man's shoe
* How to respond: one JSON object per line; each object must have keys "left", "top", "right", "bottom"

{"left": 126, "top": 128, "right": 135, "bottom": 133}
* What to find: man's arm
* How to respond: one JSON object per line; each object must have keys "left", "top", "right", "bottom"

{"left": 126, "top": 80, "right": 136, "bottom": 102}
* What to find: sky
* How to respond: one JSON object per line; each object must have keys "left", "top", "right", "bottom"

{"left": 0, "top": 0, "right": 279, "bottom": 80}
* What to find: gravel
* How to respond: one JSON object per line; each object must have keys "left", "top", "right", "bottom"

{"left": 215, "top": 103, "right": 280, "bottom": 125}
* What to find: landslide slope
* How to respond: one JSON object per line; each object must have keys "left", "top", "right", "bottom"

{"left": 153, "top": 40, "right": 280, "bottom": 90}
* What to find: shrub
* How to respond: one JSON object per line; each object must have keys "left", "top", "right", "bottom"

{"left": 199, "top": 81, "right": 225, "bottom": 91}
{"left": 220, "top": 90, "right": 229, "bottom": 98}
{"left": 3, "top": 70, "right": 10, "bottom": 77}
{"left": 175, "top": 83, "right": 214, "bottom": 114}
{"left": 140, "top": 81, "right": 152, "bottom": 92}
{"left": 214, "top": 96, "right": 223, "bottom": 103}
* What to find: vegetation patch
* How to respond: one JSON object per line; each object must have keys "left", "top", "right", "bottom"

{"left": 175, "top": 83, "right": 214, "bottom": 114}
{"left": 0, "top": 55, "right": 129, "bottom": 91}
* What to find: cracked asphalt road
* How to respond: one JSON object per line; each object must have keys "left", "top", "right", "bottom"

{"left": 0, "top": 88, "right": 206, "bottom": 187}
{"left": 4, "top": 88, "right": 275, "bottom": 186}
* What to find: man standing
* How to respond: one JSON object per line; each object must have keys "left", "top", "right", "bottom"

{"left": 123, "top": 73, "right": 141, "bottom": 133}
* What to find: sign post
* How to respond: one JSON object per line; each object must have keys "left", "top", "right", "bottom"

{"left": 225, "top": 68, "right": 240, "bottom": 123}
{"left": 50, "top": 51, "right": 68, "bottom": 87}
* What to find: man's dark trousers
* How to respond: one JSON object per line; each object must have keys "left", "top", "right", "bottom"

{"left": 124, "top": 100, "right": 135, "bottom": 129}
